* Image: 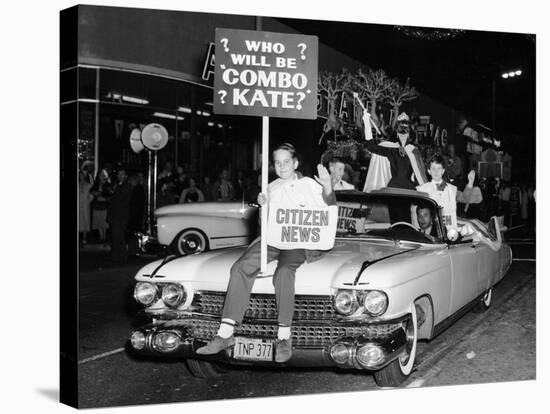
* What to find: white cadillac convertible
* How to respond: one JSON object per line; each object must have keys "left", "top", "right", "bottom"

{"left": 129, "top": 189, "right": 512, "bottom": 387}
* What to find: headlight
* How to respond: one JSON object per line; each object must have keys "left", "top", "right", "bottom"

{"left": 130, "top": 331, "right": 146, "bottom": 350}
{"left": 356, "top": 343, "right": 385, "bottom": 368}
{"left": 363, "top": 290, "right": 388, "bottom": 316}
{"left": 330, "top": 343, "right": 351, "bottom": 364}
{"left": 134, "top": 282, "right": 158, "bottom": 306}
{"left": 333, "top": 290, "right": 358, "bottom": 315}
{"left": 161, "top": 283, "right": 187, "bottom": 308}
{"left": 152, "top": 331, "right": 180, "bottom": 352}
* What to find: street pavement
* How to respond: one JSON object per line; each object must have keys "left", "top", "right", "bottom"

{"left": 75, "top": 230, "right": 536, "bottom": 408}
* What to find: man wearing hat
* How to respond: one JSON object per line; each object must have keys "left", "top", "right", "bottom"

{"left": 363, "top": 111, "right": 427, "bottom": 192}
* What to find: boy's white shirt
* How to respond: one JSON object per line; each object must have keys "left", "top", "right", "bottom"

{"left": 333, "top": 179, "right": 354, "bottom": 190}
{"left": 416, "top": 181, "right": 458, "bottom": 230}
{"left": 268, "top": 174, "right": 326, "bottom": 207}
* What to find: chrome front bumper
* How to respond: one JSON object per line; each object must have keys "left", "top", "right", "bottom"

{"left": 128, "top": 316, "right": 410, "bottom": 370}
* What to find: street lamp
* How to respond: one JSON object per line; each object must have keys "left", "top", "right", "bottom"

{"left": 493, "top": 68, "right": 523, "bottom": 133}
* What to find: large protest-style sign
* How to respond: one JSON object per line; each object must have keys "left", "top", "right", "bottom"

{"left": 214, "top": 28, "right": 318, "bottom": 119}
{"left": 267, "top": 204, "right": 338, "bottom": 250}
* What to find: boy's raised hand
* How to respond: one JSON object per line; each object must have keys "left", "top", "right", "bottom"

{"left": 314, "top": 163, "right": 332, "bottom": 190}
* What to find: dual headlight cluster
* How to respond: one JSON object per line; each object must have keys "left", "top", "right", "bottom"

{"left": 134, "top": 282, "right": 187, "bottom": 308}
{"left": 333, "top": 289, "right": 388, "bottom": 317}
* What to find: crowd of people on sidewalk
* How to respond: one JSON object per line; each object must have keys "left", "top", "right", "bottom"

{"left": 78, "top": 167, "right": 146, "bottom": 263}
{"left": 78, "top": 162, "right": 264, "bottom": 263}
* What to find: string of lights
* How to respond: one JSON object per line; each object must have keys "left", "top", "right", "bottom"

{"left": 394, "top": 26, "right": 465, "bottom": 40}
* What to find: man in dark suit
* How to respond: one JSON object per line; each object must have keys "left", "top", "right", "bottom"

{"left": 416, "top": 204, "right": 439, "bottom": 240}
{"left": 107, "top": 169, "right": 133, "bottom": 262}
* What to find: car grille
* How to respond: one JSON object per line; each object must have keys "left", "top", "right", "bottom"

{"left": 175, "top": 318, "right": 402, "bottom": 348}
{"left": 195, "top": 291, "right": 336, "bottom": 321}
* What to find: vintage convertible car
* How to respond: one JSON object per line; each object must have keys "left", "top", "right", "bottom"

{"left": 128, "top": 189, "right": 512, "bottom": 387}
{"left": 155, "top": 201, "right": 259, "bottom": 255}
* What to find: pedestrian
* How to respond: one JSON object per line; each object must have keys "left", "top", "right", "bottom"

{"left": 90, "top": 169, "right": 112, "bottom": 244}
{"left": 158, "top": 161, "right": 174, "bottom": 182}
{"left": 173, "top": 166, "right": 188, "bottom": 196}
{"left": 499, "top": 180, "right": 511, "bottom": 221}
{"left": 509, "top": 181, "right": 522, "bottom": 228}
{"left": 201, "top": 176, "right": 214, "bottom": 202}
{"left": 213, "top": 169, "right": 235, "bottom": 201}
{"left": 107, "top": 169, "right": 133, "bottom": 262}
{"left": 80, "top": 160, "right": 95, "bottom": 185}
{"left": 179, "top": 177, "right": 205, "bottom": 203}
{"left": 443, "top": 144, "right": 463, "bottom": 185}
{"left": 156, "top": 182, "right": 177, "bottom": 208}
{"left": 78, "top": 171, "right": 93, "bottom": 245}
{"left": 233, "top": 170, "right": 245, "bottom": 200}
{"left": 127, "top": 174, "right": 146, "bottom": 256}
{"left": 196, "top": 143, "right": 336, "bottom": 363}
{"left": 521, "top": 184, "right": 529, "bottom": 223}
{"left": 456, "top": 170, "right": 484, "bottom": 220}
{"left": 363, "top": 111, "right": 427, "bottom": 191}
{"left": 244, "top": 171, "right": 261, "bottom": 203}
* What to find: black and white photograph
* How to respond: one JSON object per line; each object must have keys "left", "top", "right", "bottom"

{"left": 3, "top": 0, "right": 547, "bottom": 413}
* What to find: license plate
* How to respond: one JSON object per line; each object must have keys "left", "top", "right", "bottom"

{"left": 233, "top": 337, "right": 274, "bottom": 361}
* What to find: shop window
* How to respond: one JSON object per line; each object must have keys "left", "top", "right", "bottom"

{"left": 78, "top": 67, "right": 97, "bottom": 100}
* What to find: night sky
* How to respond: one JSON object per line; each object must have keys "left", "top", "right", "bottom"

{"left": 278, "top": 17, "right": 536, "bottom": 175}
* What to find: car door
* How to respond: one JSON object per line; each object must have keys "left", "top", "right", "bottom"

{"left": 474, "top": 218, "right": 502, "bottom": 292}
{"left": 447, "top": 241, "right": 479, "bottom": 315}
{"left": 474, "top": 243, "right": 499, "bottom": 293}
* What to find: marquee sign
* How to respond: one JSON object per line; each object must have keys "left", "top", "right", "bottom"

{"left": 214, "top": 28, "right": 318, "bottom": 119}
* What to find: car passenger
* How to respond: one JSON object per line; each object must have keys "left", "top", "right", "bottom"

{"left": 416, "top": 155, "right": 459, "bottom": 241}
{"left": 196, "top": 143, "right": 335, "bottom": 363}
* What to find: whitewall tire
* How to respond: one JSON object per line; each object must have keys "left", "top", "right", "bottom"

{"left": 374, "top": 303, "right": 418, "bottom": 387}
{"left": 174, "top": 229, "right": 208, "bottom": 256}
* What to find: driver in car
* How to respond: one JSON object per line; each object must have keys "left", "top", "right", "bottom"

{"left": 416, "top": 204, "right": 439, "bottom": 241}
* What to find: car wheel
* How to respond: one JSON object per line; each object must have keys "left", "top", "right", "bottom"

{"left": 477, "top": 288, "right": 493, "bottom": 312}
{"left": 174, "top": 229, "right": 208, "bottom": 256}
{"left": 185, "top": 359, "right": 226, "bottom": 378}
{"left": 374, "top": 303, "right": 418, "bottom": 387}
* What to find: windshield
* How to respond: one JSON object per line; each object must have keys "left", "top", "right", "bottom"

{"left": 335, "top": 192, "right": 443, "bottom": 244}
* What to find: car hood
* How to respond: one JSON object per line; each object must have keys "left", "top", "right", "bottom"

{"left": 155, "top": 201, "right": 255, "bottom": 220}
{"left": 136, "top": 239, "right": 414, "bottom": 295}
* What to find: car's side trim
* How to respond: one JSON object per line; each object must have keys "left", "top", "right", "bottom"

{"left": 432, "top": 292, "right": 485, "bottom": 337}
{"left": 209, "top": 235, "right": 250, "bottom": 240}
{"left": 353, "top": 246, "right": 421, "bottom": 285}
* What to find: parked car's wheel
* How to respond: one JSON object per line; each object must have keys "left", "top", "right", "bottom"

{"left": 173, "top": 229, "right": 208, "bottom": 256}
{"left": 477, "top": 288, "right": 493, "bottom": 312}
{"left": 185, "top": 359, "right": 226, "bottom": 378}
{"left": 374, "top": 303, "right": 418, "bottom": 387}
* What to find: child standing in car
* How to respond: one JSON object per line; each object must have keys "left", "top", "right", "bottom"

{"left": 416, "top": 155, "right": 459, "bottom": 241}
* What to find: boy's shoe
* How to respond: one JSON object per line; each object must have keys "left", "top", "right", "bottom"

{"left": 275, "top": 338, "right": 292, "bottom": 363}
{"left": 196, "top": 335, "right": 235, "bottom": 355}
